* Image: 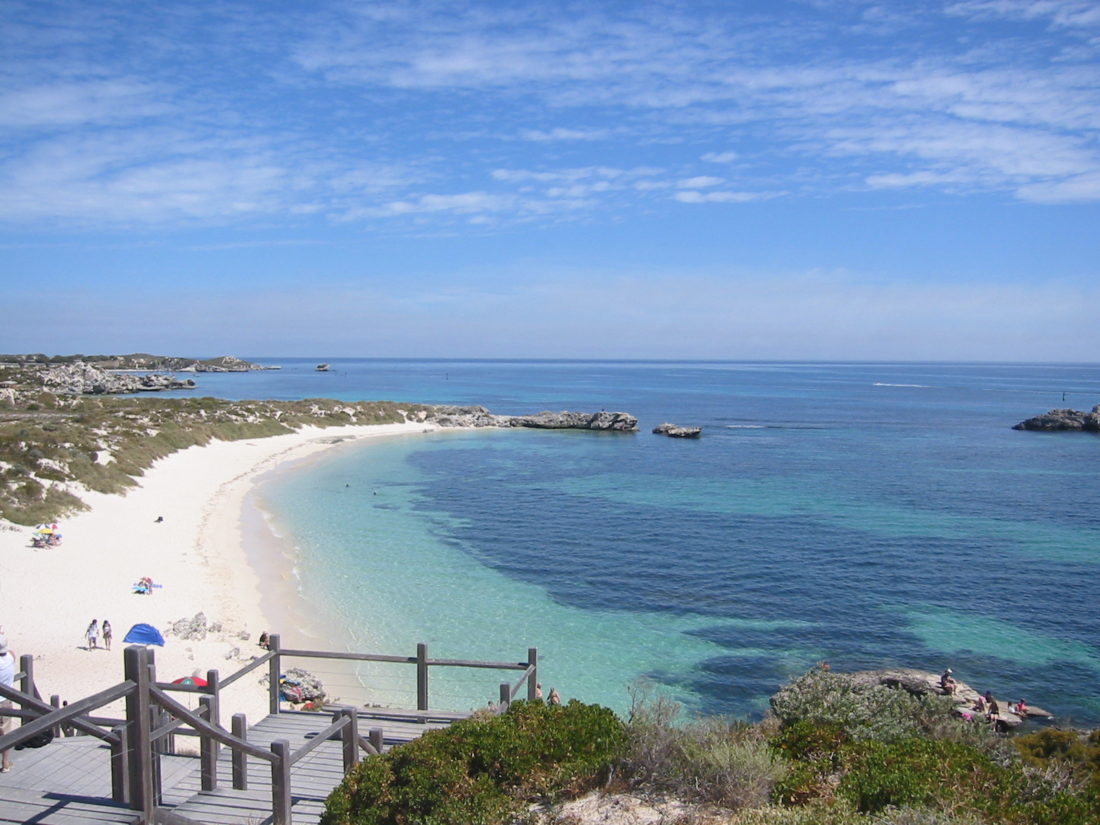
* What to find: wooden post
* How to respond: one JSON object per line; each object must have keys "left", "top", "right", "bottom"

{"left": 18, "top": 654, "right": 33, "bottom": 728}
{"left": 340, "top": 707, "right": 359, "bottom": 772}
{"left": 499, "top": 682, "right": 510, "bottom": 711}
{"left": 416, "top": 643, "right": 428, "bottom": 712}
{"left": 205, "top": 668, "right": 221, "bottom": 764}
{"left": 271, "top": 739, "right": 292, "bottom": 825}
{"left": 526, "top": 648, "right": 538, "bottom": 702}
{"left": 231, "top": 713, "right": 248, "bottom": 790}
{"left": 50, "top": 695, "right": 61, "bottom": 737}
{"left": 369, "top": 727, "right": 384, "bottom": 756}
{"left": 124, "top": 646, "right": 155, "bottom": 821}
{"left": 199, "top": 696, "right": 218, "bottom": 791}
{"left": 268, "top": 634, "right": 282, "bottom": 716}
{"left": 110, "top": 724, "right": 130, "bottom": 803}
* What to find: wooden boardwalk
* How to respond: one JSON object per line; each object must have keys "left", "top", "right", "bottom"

{"left": 0, "top": 708, "right": 463, "bottom": 825}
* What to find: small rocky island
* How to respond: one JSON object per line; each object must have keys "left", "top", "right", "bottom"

{"left": 1013, "top": 404, "right": 1100, "bottom": 431}
{"left": 652, "top": 422, "right": 701, "bottom": 438}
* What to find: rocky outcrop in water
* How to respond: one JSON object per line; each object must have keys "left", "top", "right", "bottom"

{"left": 427, "top": 406, "right": 638, "bottom": 431}
{"left": 653, "top": 422, "right": 701, "bottom": 438}
{"left": 1013, "top": 405, "right": 1100, "bottom": 431}
{"left": 41, "top": 361, "right": 196, "bottom": 394}
{"left": 845, "top": 668, "right": 1052, "bottom": 728}
{"left": 508, "top": 410, "right": 638, "bottom": 431}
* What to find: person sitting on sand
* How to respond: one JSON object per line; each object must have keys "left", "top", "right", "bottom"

{"left": 85, "top": 619, "right": 98, "bottom": 650}
{"left": 258, "top": 631, "right": 270, "bottom": 650}
{"left": 940, "top": 668, "right": 957, "bottom": 695}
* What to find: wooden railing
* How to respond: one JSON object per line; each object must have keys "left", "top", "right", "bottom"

{"left": 0, "top": 635, "right": 539, "bottom": 825}
{"left": 266, "top": 633, "right": 539, "bottom": 716}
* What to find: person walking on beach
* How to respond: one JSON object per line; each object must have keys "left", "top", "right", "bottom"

{"left": 85, "top": 620, "right": 99, "bottom": 650}
{"left": 1, "top": 633, "right": 16, "bottom": 772}
{"left": 102, "top": 620, "right": 112, "bottom": 651}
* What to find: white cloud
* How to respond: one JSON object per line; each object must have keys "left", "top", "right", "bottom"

{"left": 519, "top": 127, "right": 608, "bottom": 141}
{"left": 701, "top": 151, "right": 738, "bottom": 163}
{"left": 945, "top": 1, "right": 1100, "bottom": 28}
{"left": 1016, "top": 170, "right": 1100, "bottom": 202}
{"left": 0, "top": 80, "right": 168, "bottom": 128}
{"left": 677, "top": 176, "right": 724, "bottom": 189}
{"left": 673, "top": 190, "right": 768, "bottom": 203}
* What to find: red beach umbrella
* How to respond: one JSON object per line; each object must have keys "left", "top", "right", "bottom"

{"left": 171, "top": 675, "right": 208, "bottom": 687}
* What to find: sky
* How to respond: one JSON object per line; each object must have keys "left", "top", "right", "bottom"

{"left": 1, "top": 0, "right": 1098, "bottom": 361}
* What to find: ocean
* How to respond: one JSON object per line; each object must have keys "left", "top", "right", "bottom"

{"left": 155, "top": 360, "right": 1100, "bottom": 724}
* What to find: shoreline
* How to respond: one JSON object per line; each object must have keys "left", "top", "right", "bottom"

{"left": 0, "top": 421, "right": 440, "bottom": 724}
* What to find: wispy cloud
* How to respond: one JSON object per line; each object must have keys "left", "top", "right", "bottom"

{"left": 1, "top": 0, "right": 1099, "bottom": 234}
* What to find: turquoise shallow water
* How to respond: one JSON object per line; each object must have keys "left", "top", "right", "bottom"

{"left": 172, "top": 360, "right": 1100, "bottom": 722}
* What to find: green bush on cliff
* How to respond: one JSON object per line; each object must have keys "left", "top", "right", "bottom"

{"left": 322, "top": 699, "right": 625, "bottom": 825}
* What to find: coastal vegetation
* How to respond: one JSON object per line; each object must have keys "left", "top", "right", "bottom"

{"left": 0, "top": 359, "right": 429, "bottom": 524}
{"left": 322, "top": 671, "right": 1100, "bottom": 825}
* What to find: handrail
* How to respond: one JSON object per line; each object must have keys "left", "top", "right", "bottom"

{"left": 357, "top": 733, "right": 381, "bottom": 757}
{"left": 287, "top": 715, "right": 349, "bottom": 765}
{"left": 150, "top": 703, "right": 209, "bottom": 742}
{"left": 148, "top": 685, "right": 276, "bottom": 763}
{"left": 278, "top": 647, "right": 527, "bottom": 670}
{"left": 507, "top": 663, "right": 537, "bottom": 702}
{"left": 0, "top": 682, "right": 124, "bottom": 741}
{"left": 279, "top": 648, "right": 417, "bottom": 664}
{"left": 0, "top": 681, "right": 132, "bottom": 751}
{"left": 218, "top": 649, "right": 275, "bottom": 689}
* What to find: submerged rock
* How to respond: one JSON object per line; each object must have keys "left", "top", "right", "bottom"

{"left": 1013, "top": 405, "right": 1100, "bottom": 431}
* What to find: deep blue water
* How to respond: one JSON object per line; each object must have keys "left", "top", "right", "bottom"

{"left": 158, "top": 360, "right": 1100, "bottom": 722}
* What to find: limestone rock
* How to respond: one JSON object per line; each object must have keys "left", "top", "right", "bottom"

{"left": 40, "top": 361, "right": 196, "bottom": 395}
{"left": 1013, "top": 405, "right": 1100, "bottom": 431}
{"left": 507, "top": 410, "right": 638, "bottom": 431}
{"left": 169, "top": 612, "right": 209, "bottom": 641}
{"left": 652, "top": 422, "right": 702, "bottom": 438}
{"left": 425, "top": 406, "right": 639, "bottom": 432}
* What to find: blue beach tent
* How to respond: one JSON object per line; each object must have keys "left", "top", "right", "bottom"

{"left": 123, "top": 623, "right": 166, "bottom": 646}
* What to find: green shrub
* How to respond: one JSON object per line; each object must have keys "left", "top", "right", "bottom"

{"left": 1014, "top": 728, "right": 1100, "bottom": 784}
{"left": 837, "top": 737, "right": 1006, "bottom": 814}
{"left": 322, "top": 700, "right": 625, "bottom": 825}
{"left": 769, "top": 721, "right": 851, "bottom": 804}
{"left": 621, "top": 687, "right": 786, "bottom": 809}
{"left": 770, "top": 671, "right": 960, "bottom": 744}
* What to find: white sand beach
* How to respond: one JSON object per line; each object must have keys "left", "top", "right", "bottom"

{"left": 0, "top": 421, "right": 438, "bottom": 725}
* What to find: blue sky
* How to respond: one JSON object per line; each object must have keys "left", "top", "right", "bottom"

{"left": 2, "top": 0, "right": 1098, "bottom": 360}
